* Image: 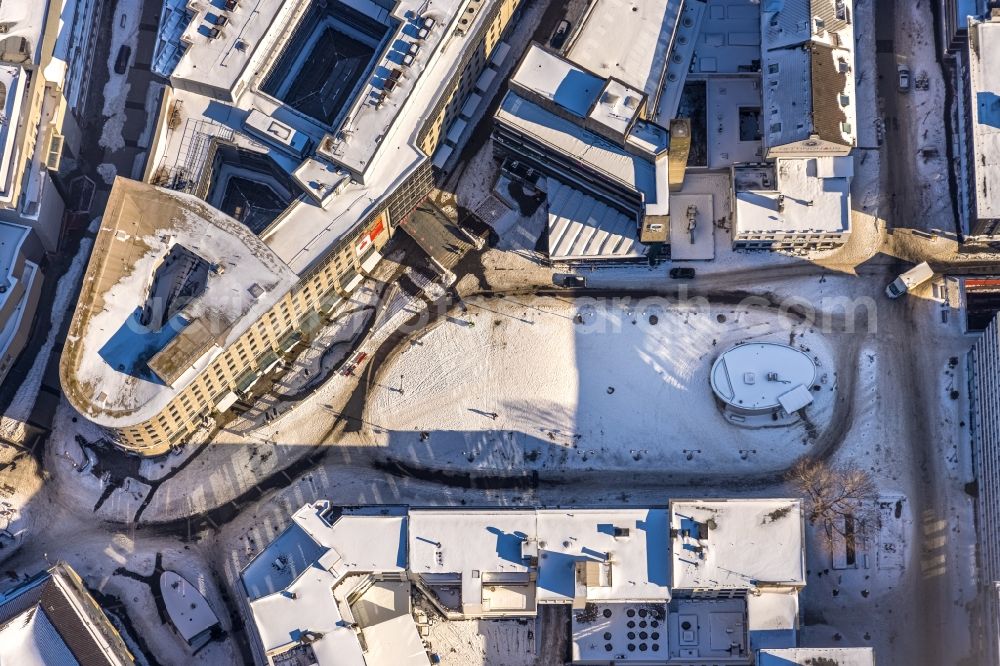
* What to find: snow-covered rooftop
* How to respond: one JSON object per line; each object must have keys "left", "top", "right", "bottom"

{"left": 710, "top": 342, "right": 817, "bottom": 411}
{"left": 0, "top": 221, "right": 31, "bottom": 293}
{"left": 565, "top": 0, "right": 684, "bottom": 108}
{"left": 243, "top": 501, "right": 813, "bottom": 663}
{"left": 0, "top": 563, "right": 134, "bottom": 666}
{"left": 509, "top": 45, "right": 652, "bottom": 142}
{"left": 760, "top": 0, "right": 857, "bottom": 151}
{"left": 969, "top": 16, "right": 1000, "bottom": 222}
{"left": 0, "top": 0, "right": 52, "bottom": 65}
{"left": 509, "top": 44, "right": 603, "bottom": 117}
{"left": 733, "top": 158, "right": 852, "bottom": 235}
{"left": 159, "top": 571, "right": 219, "bottom": 644}
{"left": 60, "top": 178, "right": 298, "bottom": 428}
{"left": 670, "top": 499, "right": 805, "bottom": 589}
{"left": 243, "top": 504, "right": 410, "bottom": 666}
{"left": 758, "top": 647, "right": 875, "bottom": 666}
{"left": 171, "top": 0, "right": 311, "bottom": 97}
{"left": 536, "top": 508, "right": 670, "bottom": 603}
{"left": 409, "top": 508, "right": 537, "bottom": 615}
{"left": 546, "top": 179, "right": 644, "bottom": 261}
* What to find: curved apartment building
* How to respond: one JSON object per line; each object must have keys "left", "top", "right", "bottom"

{"left": 62, "top": 0, "right": 525, "bottom": 454}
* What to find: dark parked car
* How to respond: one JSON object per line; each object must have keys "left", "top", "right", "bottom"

{"left": 114, "top": 45, "right": 131, "bottom": 75}
{"left": 555, "top": 274, "right": 586, "bottom": 288}
{"left": 550, "top": 20, "right": 571, "bottom": 49}
{"left": 669, "top": 267, "right": 696, "bottom": 279}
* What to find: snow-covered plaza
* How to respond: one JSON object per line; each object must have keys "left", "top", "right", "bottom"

{"left": 363, "top": 295, "right": 837, "bottom": 474}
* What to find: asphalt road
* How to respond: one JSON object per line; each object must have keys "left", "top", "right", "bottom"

{"left": 873, "top": 0, "right": 973, "bottom": 661}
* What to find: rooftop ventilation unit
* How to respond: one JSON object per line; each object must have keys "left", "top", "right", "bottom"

{"left": 224, "top": 0, "right": 238, "bottom": 10}
{"left": 207, "top": 27, "right": 221, "bottom": 39}
{"left": 454, "top": 0, "right": 485, "bottom": 36}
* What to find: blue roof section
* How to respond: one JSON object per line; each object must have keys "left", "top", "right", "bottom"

{"left": 241, "top": 524, "right": 325, "bottom": 601}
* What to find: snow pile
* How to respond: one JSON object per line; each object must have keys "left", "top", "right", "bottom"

{"left": 99, "top": 0, "right": 143, "bottom": 152}
{"left": 97, "top": 163, "right": 117, "bottom": 185}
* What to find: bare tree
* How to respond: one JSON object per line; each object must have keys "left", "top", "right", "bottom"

{"left": 786, "top": 457, "right": 880, "bottom": 549}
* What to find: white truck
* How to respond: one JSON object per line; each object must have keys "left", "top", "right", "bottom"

{"left": 885, "top": 261, "right": 934, "bottom": 298}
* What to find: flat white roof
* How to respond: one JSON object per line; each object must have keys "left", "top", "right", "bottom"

{"left": 734, "top": 158, "right": 851, "bottom": 235}
{"left": 0, "top": 221, "right": 31, "bottom": 285}
{"left": 510, "top": 44, "right": 647, "bottom": 138}
{"left": 244, "top": 505, "right": 411, "bottom": 666}
{"left": 566, "top": 0, "right": 683, "bottom": 102}
{"left": 250, "top": 567, "right": 367, "bottom": 664}
{"left": 294, "top": 504, "right": 407, "bottom": 576}
{"left": 160, "top": 572, "right": 219, "bottom": 643}
{"left": 510, "top": 45, "right": 601, "bottom": 116}
{"left": 969, "top": 18, "right": 1000, "bottom": 221}
{"left": 758, "top": 647, "right": 875, "bottom": 666}
{"left": 670, "top": 499, "right": 805, "bottom": 589}
{"left": 408, "top": 509, "right": 537, "bottom": 615}
{"left": 747, "top": 588, "right": 798, "bottom": 635}
{"left": 706, "top": 78, "right": 764, "bottom": 168}
{"left": 693, "top": 0, "right": 761, "bottom": 75}
{"left": 536, "top": 508, "right": 670, "bottom": 603}
{"left": 243, "top": 501, "right": 810, "bottom": 663}
{"left": 710, "top": 342, "right": 817, "bottom": 411}
{"left": 0, "top": 0, "right": 51, "bottom": 65}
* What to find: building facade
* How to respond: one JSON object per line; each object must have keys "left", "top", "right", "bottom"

{"left": 969, "top": 313, "right": 1000, "bottom": 664}
{"left": 0, "top": 0, "right": 72, "bottom": 253}
{"left": 0, "top": 221, "right": 43, "bottom": 385}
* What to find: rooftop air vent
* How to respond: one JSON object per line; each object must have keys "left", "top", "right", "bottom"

{"left": 454, "top": 0, "right": 485, "bottom": 36}
{"left": 224, "top": 0, "right": 238, "bottom": 10}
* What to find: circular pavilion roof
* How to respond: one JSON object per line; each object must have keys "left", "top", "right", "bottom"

{"left": 710, "top": 342, "right": 817, "bottom": 411}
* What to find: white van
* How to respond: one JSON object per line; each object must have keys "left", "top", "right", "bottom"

{"left": 885, "top": 261, "right": 933, "bottom": 298}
